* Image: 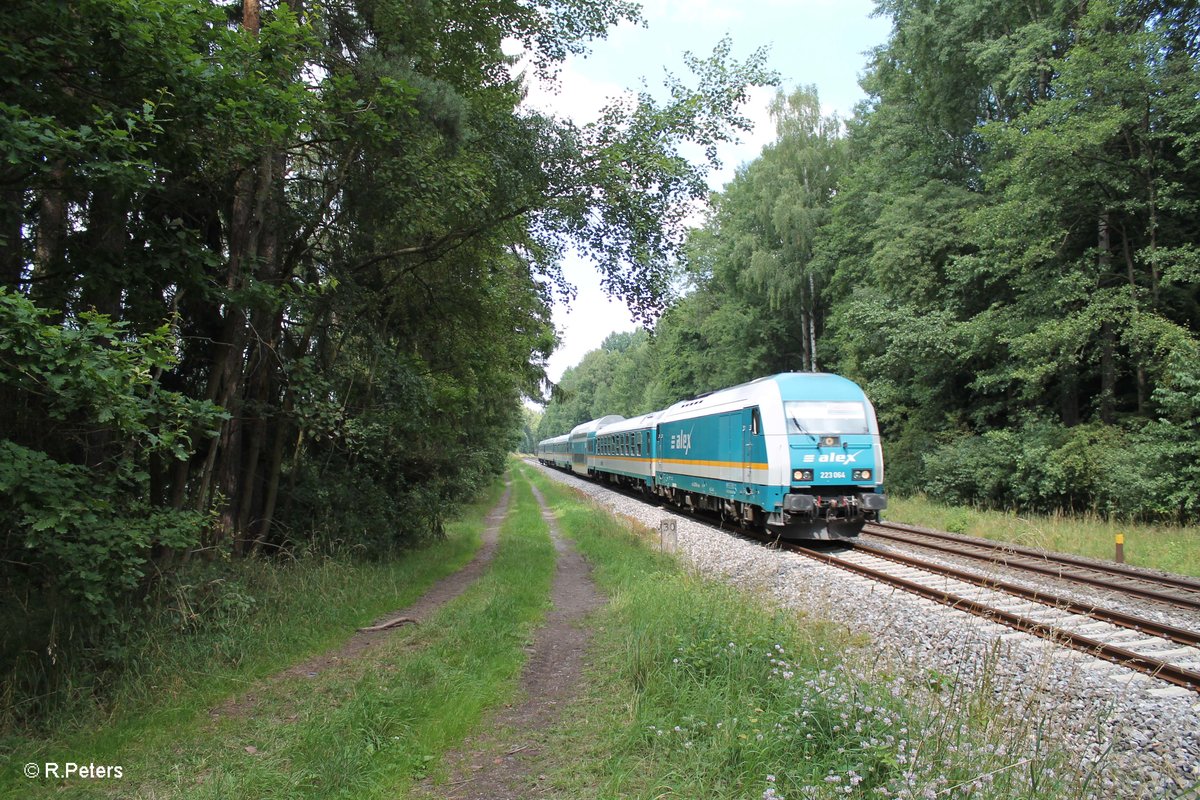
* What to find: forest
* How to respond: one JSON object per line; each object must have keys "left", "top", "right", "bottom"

{"left": 537, "top": 0, "right": 1200, "bottom": 526}
{"left": 0, "top": 0, "right": 773, "bottom": 722}
{"left": 2, "top": 0, "right": 1198, "bottom": 727}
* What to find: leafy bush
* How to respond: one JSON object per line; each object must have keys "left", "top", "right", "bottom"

{"left": 920, "top": 415, "right": 1200, "bottom": 524}
{"left": 921, "top": 429, "right": 1020, "bottom": 509}
{"left": 0, "top": 291, "right": 221, "bottom": 724}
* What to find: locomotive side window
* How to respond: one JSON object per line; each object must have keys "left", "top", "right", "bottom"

{"left": 751, "top": 408, "right": 761, "bottom": 435}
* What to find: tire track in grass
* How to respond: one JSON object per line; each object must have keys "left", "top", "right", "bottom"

{"left": 209, "top": 482, "right": 513, "bottom": 721}
{"left": 414, "top": 474, "right": 604, "bottom": 799}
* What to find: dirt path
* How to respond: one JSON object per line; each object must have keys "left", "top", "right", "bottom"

{"left": 209, "top": 483, "right": 513, "bottom": 720}
{"left": 413, "top": 483, "right": 604, "bottom": 799}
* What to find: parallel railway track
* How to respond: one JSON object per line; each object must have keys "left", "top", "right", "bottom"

{"left": 863, "top": 521, "right": 1200, "bottom": 611}
{"left": 779, "top": 539, "right": 1200, "bottom": 694}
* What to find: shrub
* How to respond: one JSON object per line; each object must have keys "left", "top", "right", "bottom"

{"left": 920, "top": 416, "right": 1200, "bottom": 524}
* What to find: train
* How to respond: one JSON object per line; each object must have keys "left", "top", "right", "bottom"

{"left": 536, "top": 372, "right": 887, "bottom": 540}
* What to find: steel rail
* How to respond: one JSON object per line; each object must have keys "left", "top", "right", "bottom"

{"left": 849, "top": 540, "right": 1200, "bottom": 648}
{"left": 792, "top": 545, "right": 1200, "bottom": 694}
{"left": 863, "top": 525, "right": 1200, "bottom": 611}
{"left": 870, "top": 521, "right": 1200, "bottom": 594}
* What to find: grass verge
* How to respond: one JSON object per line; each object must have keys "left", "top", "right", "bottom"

{"left": 886, "top": 494, "right": 1200, "bottom": 577}
{"left": 520, "top": 463, "right": 1082, "bottom": 800}
{"left": 1, "top": 472, "right": 558, "bottom": 799}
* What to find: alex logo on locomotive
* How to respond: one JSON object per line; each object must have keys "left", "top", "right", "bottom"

{"left": 669, "top": 429, "right": 693, "bottom": 454}
{"left": 800, "top": 452, "right": 860, "bottom": 464}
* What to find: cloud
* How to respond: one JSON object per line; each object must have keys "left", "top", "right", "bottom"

{"left": 546, "top": 252, "right": 637, "bottom": 386}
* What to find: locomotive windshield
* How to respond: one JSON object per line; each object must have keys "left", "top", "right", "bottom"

{"left": 784, "top": 401, "right": 870, "bottom": 435}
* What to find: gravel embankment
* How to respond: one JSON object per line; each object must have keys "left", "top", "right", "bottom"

{"left": 530, "top": 461, "right": 1200, "bottom": 799}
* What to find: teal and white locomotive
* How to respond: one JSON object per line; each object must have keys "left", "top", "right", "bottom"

{"left": 537, "top": 373, "right": 887, "bottom": 540}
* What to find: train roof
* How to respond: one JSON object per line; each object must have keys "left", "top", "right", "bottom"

{"left": 538, "top": 433, "right": 570, "bottom": 446}
{"left": 568, "top": 414, "right": 625, "bottom": 438}
{"left": 658, "top": 373, "right": 869, "bottom": 423}
{"left": 595, "top": 411, "right": 660, "bottom": 435}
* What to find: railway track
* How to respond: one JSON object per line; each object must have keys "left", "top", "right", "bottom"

{"left": 692, "top": 508, "right": 1200, "bottom": 693}
{"left": 530, "top": 461, "right": 1200, "bottom": 694}
{"left": 781, "top": 540, "right": 1200, "bottom": 694}
{"left": 863, "top": 521, "right": 1200, "bottom": 612}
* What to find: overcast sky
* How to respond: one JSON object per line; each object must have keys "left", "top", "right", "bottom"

{"left": 515, "top": 0, "right": 892, "bottom": 399}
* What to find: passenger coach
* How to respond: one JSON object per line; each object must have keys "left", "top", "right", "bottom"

{"left": 592, "top": 412, "right": 660, "bottom": 493}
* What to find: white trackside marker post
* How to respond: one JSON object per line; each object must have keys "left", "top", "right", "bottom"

{"left": 659, "top": 518, "right": 677, "bottom": 553}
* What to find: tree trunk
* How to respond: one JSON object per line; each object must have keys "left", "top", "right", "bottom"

{"left": 32, "top": 163, "right": 70, "bottom": 318}
{"left": 1119, "top": 225, "right": 1148, "bottom": 415}
{"left": 1097, "top": 213, "right": 1115, "bottom": 422}
{"left": 1099, "top": 321, "right": 1115, "bottom": 424}
{"left": 0, "top": 188, "right": 24, "bottom": 289}
{"left": 807, "top": 272, "right": 818, "bottom": 372}
{"left": 236, "top": 306, "right": 284, "bottom": 551}
{"left": 79, "top": 183, "right": 127, "bottom": 320}
{"left": 252, "top": 389, "right": 292, "bottom": 554}
{"left": 1060, "top": 368, "right": 1080, "bottom": 427}
{"left": 196, "top": 154, "right": 272, "bottom": 545}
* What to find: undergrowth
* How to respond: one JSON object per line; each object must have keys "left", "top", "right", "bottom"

{"left": 0, "top": 480, "right": 505, "bottom": 794}
{"left": 887, "top": 494, "right": 1200, "bottom": 577}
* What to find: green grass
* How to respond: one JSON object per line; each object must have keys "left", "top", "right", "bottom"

{"left": 5, "top": 464, "right": 1119, "bottom": 799}
{"left": 886, "top": 494, "right": 1200, "bottom": 577}
{"left": 3, "top": 482, "right": 502, "bottom": 740}
{"left": 519, "top": 463, "right": 1082, "bottom": 800}
{"left": 1, "top": 472, "right": 559, "bottom": 799}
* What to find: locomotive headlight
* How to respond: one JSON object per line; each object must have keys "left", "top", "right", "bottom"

{"left": 852, "top": 469, "right": 873, "bottom": 481}
{"left": 793, "top": 469, "right": 813, "bottom": 482}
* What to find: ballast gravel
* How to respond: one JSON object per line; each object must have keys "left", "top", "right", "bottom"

{"left": 530, "top": 462, "right": 1200, "bottom": 799}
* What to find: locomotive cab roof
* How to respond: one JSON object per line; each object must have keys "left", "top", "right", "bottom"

{"left": 658, "top": 373, "right": 873, "bottom": 425}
